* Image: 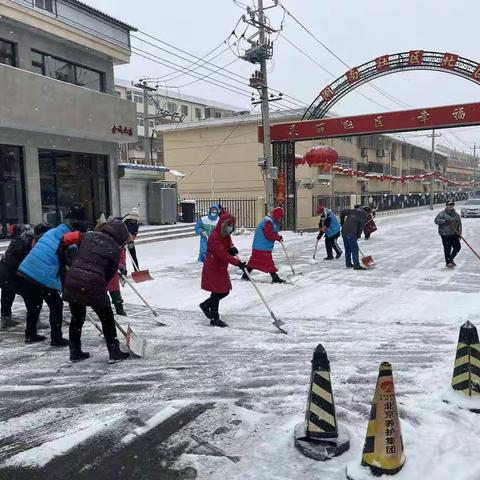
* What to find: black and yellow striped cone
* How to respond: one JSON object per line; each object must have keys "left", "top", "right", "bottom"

{"left": 356, "top": 362, "right": 405, "bottom": 477}
{"left": 452, "top": 321, "right": 480, "bottom": 397}
{"left": 294, "top": 344, "right": 349, "bottom": 461}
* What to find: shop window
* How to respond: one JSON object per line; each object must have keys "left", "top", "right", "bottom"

{"left": 0, "top": 145, "right": 26, "bottom": 236}
{"left": 39, "top": 150, "right": 109, "bottom": 226}
{"left": 0, "top": 39, "right": 16, "bottom": 67}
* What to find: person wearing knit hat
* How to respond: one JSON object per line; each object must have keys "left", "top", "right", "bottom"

{"left": 241, "top": 207, "right": 286, "bottom": 284}
{"left": 122, "top": 207, "right": 141, "bottom": 271}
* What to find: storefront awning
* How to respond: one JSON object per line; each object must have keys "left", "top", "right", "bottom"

{"left": 118, "top": 163, "right": 185, "bottom": 177}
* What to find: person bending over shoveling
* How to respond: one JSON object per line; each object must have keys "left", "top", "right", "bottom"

{"left": 242, "top": 207, "right": 286, "bottom": 284}
{"left": 434, "top": 200, "right": 462, "bottom": 269}
{"left": 199, "top": 213, "right": 247, "bottom": 328}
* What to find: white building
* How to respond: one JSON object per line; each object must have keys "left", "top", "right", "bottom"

{"left": 115, "top": 78, "right": 248, "bottom": 164}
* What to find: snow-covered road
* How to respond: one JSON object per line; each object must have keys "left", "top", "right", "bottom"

{"left": 1, "top": 207, "right": 479, "bottom": 480}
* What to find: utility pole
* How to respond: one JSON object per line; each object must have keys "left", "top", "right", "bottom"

{"left": 471, "top": 143, "right": 478, "bottom": 193}
{"left": 242, "top": 1, "right": 280, "bottom": 212}
{"left": 427, "top": 130, "right": 441, "bottom": 210}
{"left": 134, "top": 80, "right": 157, "bottom": 165}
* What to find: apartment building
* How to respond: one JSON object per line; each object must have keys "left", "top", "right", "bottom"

{"left": 115, "top": 79, "right": 247, "bottom": 164}
{"left": 157, "top": 110, "right": 473, "bottom": 227}
{"left": 0, "top": 0, "right": 137, "bottom": 229}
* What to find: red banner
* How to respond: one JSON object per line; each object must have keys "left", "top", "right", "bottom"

{"left": 261, "top": 101, "right": 480, "bottom": 143}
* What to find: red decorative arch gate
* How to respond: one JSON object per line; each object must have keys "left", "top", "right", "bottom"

{"left": 304, "top": 51, "right": 480, "bottom": 119}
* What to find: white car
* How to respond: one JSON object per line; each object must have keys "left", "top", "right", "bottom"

{"left": 460, "top": 199, "right": 480, "bottom": 217}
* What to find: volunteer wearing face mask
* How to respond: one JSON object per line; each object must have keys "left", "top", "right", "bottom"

{"left": 194, "top": 203, "right": 220, "bottom": 262}
{"left": 241, "top": 207, "right": 286, "bottom": 284}
{"left": 199, "top": 213, "right": 247, "bottom": 328}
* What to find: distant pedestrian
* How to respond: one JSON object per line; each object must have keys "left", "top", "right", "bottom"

{"left": 362, "top": 207, "right": 377, "bottom": 240}
{"left": 199, "top": 213, "right": 246, "bottom": 328}
{"left": 194, "top": 203, "right": 220, "bottom": 262}
{"left": 340, "top": 206, "right": 368, "bottom": 270}
{"left": 316, "top": 206, "right": 342, "bottom": 260}
{"left": 122, "top": 208, "right": 141, "bottom": 271}
{"left": 434, "top": 200, "right": 462, "bottom": 268}
{"left": 242, "top": 207, "right": 286, "bottom": 284}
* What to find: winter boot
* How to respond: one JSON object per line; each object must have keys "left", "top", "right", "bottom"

{"left": 353, "top": 264, "right": 367, "bottom": 271}
{"left": 114, "top": 304, "right": 127, "bottom": 316}
{"left": 1, "top": 315, "right": 19, "bottom": 329}
{"left": 69, "top": 341, "right": 90, "bottom": 363}
{"left": 25, "top": 333, "right": 46, "bottom": 344}
{"left": 107, "top": 340, "right": 130, "bottom": 363}
{"left": 335, "top": 251, "right": 343, "bottom": 259}
{"left": 271, "top": 273, "right": 287, "bottom": 284}
{"left": 446, "top": 262, "right": 455, "bottom": 269}
{"left": 51, "top": 337, "right": 69, "bottom": 347}
{"left": 199, "top": 300, "right": 211, "bottom": 319}
{"left": 210, "top": 318, "right": 228, "bottom": 328}
{"left": 323, "top": 256, "right": 334, "bottom": 260}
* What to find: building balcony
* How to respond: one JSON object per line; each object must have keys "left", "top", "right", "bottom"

{"left": 0, "top": 63, "right": 137, "bottom": 143}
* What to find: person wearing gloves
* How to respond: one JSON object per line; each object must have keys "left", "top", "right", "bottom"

{"left": 363, "top": 206, "right": 378, "bottom": 240}
{"left": 316, "top": 206, "right": 342, "bottom": 260}
{"left": 199, "top": 213, "right": 246, "bottom": 328}
{"left": 122, "top": 207, "right": 141, "bottom": 271}
{"left": 63, "top": 219, "right": 131, "bottom": 362}
{"left": 434, "top": 199, "right": 462, "bottom": 268}
{"left": 241, "top": 207, "right": 286, "bottom": 284}
{"left": 194, "top": 204, "right": 220, "bottom": 262}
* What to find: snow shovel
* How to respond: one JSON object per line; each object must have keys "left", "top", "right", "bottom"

{"left": 358, "top": 247, "right": 375, "bottom": 268}
{"left": 312, "top": 239, "right": 319, "bottom": 260}
{"left": 85, "top": 312, "right": 146, "bottom": 358}
{"left": 121, "top": 273, "right": 167, "bottom": 327}
{"left": 456, "top": 231, "right": 480, "bottom": 262}
{"left": 236, "top": 256, "right": 287, "bottom": 334}
{"left": 280, "top": 241, "right": 302, "bottom": 279}
{"left": 126, "top": 246, "right": 153, "bottom": 283}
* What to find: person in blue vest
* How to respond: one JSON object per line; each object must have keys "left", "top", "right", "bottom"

{"left": 17, "top": 205, "right": 85, "bottom": 345}
{"left": 316, "top": 206, "right": 342, "bottom": 260}
{"left": 241, "top": 207, "right": 286, "bottom": 284}
{"left": 194, "top": 203, "right": 220, "bottom": 262}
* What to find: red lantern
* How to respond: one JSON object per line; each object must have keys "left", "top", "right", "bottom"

{"left": 304, "top": 146, "right": 338, "bottom": 167}
{"left": 294, "top": 154, "right": 306, "bottom": 166}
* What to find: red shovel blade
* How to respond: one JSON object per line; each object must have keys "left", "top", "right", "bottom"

{"left": 131, "top": 270, "right": 154, "bottom": 283}
{"left": 362, "top": 256, "right": 375, "bottom": 268}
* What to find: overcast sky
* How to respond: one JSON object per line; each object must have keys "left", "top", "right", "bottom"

{"left": 84, "top": 0, "right": 480, "bottom": 152}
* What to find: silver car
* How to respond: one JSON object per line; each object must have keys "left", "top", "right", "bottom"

{"left": 461, "top": 199, "right": 480, "bottom": 218}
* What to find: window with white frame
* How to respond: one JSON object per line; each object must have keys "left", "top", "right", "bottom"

{"left": 195, "top": 108, "right": 202, "bottom": 119}
{"left": 35, "top": 0, "right": 55, "bottom": 13}
{"left": 181, "top": 105, "right": 189, "bottom": 116}
{"left": 134, "top": 94, "right": 143, "bottom": 104}
{"left": 167, "top": 102, "right": 177, "bottom": 113}
{"left": 137, "top": 117, "right": 144, "bottom": 126}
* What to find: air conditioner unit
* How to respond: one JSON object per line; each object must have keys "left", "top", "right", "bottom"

{"left": 376, "top": 149, "right": 386, "bottom": 158}
{"left": 361, "top": 148, "right": 368, "bottom": 158}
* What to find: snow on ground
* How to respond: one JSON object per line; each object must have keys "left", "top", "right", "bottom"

{"left": 1, "top": 207, "right": 480, "bottom": 479}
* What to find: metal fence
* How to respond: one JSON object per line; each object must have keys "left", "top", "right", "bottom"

{"left": 360, "top": 192, "right": 469, "bottom": 211}
{"left": 181, "top": 197, "right": 258, "bottom": 228}
{"left": 312, "top": 194, "right": 352, "bottom": 215}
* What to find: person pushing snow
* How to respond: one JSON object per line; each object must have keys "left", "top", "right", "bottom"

{"left": 316, "top": 206, "right": 342, "bottom": 260}
{"left": 194, "top": 203, "right": 220, "bottom": 262}
{"left": 434, "top": 199, "right": 462, "bottom": 269}
{"left": 241, "top": 207, "right": 286, "bottom": 284}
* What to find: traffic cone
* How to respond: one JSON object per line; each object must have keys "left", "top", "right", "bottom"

{"left": 451, "top": 321, "right": 480, "bottom": 397}
{"left": 347, "top": 362, "right": 405, "bottom": 478}
{"left": 294, "top": 344, "right": 349, "bottom": 461}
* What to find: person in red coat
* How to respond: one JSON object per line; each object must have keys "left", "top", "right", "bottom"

{"left": 241, "top": 207, "right": 286, "bottom": 284}
{"left": 362, "top": 206, "right": 378, "bottom": 240}
{"left": 199, "top": 213, "right": 246, "bottom": 328}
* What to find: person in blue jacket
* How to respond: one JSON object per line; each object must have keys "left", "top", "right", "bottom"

{"left": 316, "top": 207, "right": 342, "bottom": 260}
{"left": 194, "top": 204, "right": 220, "bottom": 262}
{"left": 17, "top": 205, "right": 85, "bottom": 345}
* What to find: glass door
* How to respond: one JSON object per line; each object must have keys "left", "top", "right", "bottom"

{"left": 0, "top": 145, "right": 26, "bottom": 237}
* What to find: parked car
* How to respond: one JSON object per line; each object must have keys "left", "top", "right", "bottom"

{"left": 460, "top": 199, "right": 480, "bottom": 217}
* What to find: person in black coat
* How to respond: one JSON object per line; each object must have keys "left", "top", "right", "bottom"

{"left": 340, "top": 206, "right": 368, "bottom": 270}
{"left": 63, "top": 219, "right": 131, "bottom": 363}
{"left": 0, "top": 223, "right": 52, "bottom": 329}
